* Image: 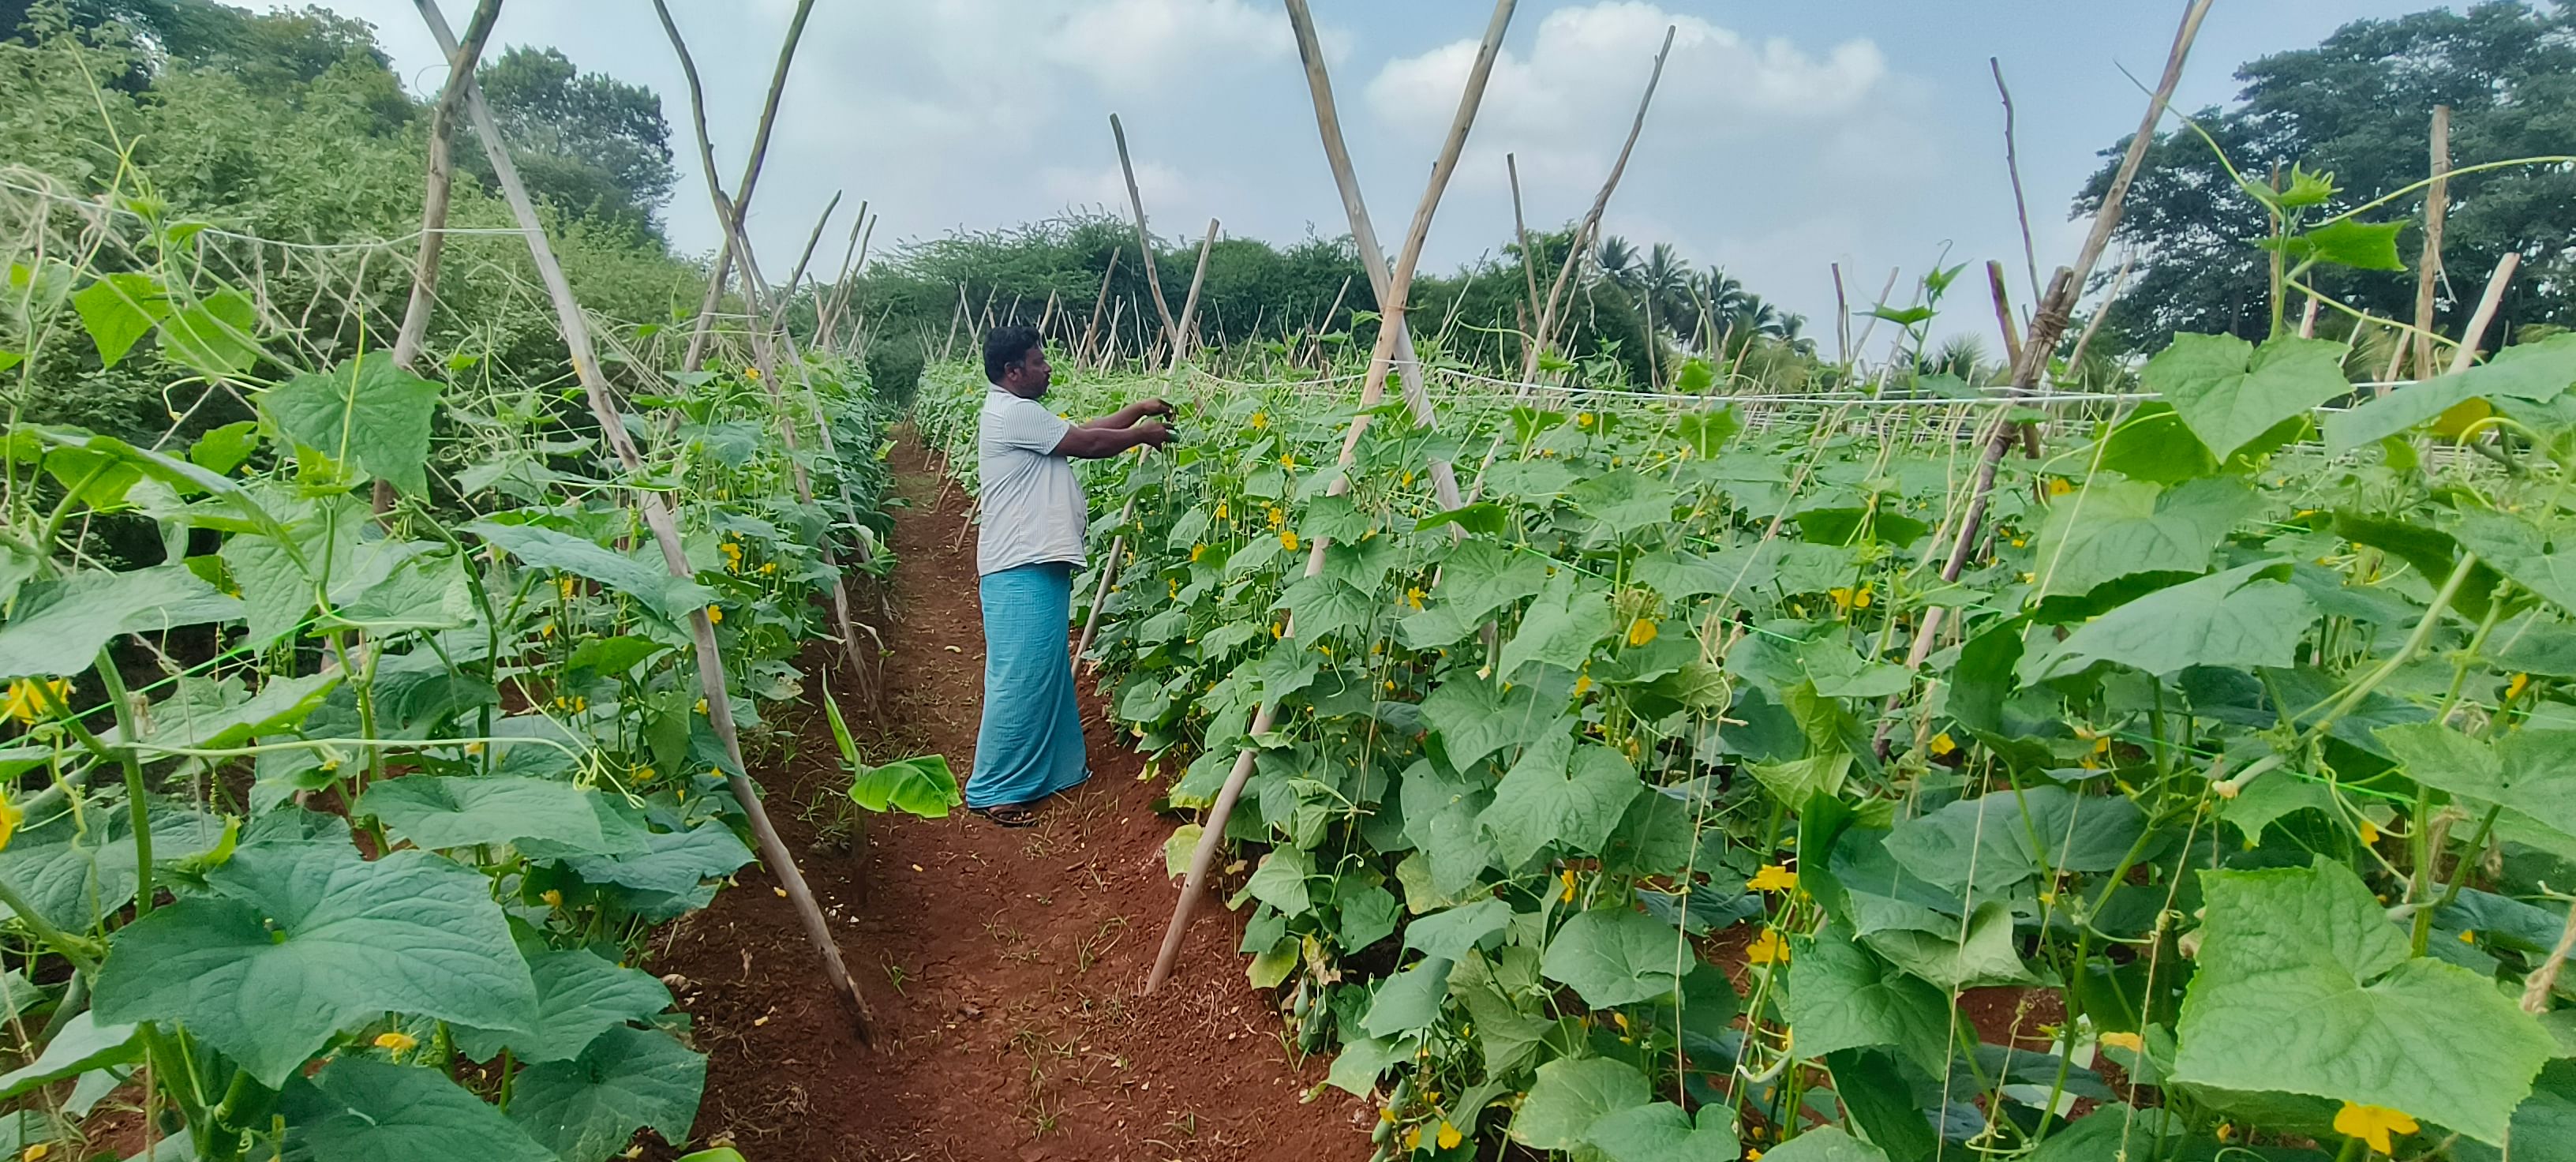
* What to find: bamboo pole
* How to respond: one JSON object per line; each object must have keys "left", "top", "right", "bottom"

{"left": 1986, "top": 260, "right": 2040, "bottom": 457}
{"left": 1305, "top": 273, "right": 1350, "bottom": 365}
{"left": 1147, "top": 0, "right": 1517, "bottom": 995}
{"left": 1110, "top": 114, "right": 1182, "bottom": 352}
{"left": 2443, "top": 253, "right": 2519, "bottom": 377}
{"left": 417, "top": 0, "right": 871, "bottom": 1038}
{"left": 376, "top": 0, "right": 503, "bottom": 517}
{"left": 1507, "top": 152, "right": 1542, "bottom": 332}
{"left": 680, "top": 0, "right": 818, "bottom": 372}
{"left": 1991, "top": 57, "right": 2042, "bottom": 305}
{"left": 2413, "top": 105, "right": 2453, "bottom": 380}
{"left": 1520, "top": 24, "right": 1676, "bottom": 383}
{"left": 782, "top": 190, "right": 843, "bottom": 302}
{"left": 1170, "top": 218, "right": 1219, "bottom": 369}
{"left": 1079, "top": 246, "right": 1121, "bottom": 368}
{"left": 1881, "top": 0, "right": 2214, "bottom": 760}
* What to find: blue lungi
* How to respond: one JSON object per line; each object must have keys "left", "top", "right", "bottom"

{"left": 968, "top": 562, "right": 1090, "bottom": 808}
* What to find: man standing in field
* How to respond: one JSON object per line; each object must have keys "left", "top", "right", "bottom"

{"left": 968, "top": 325, "right": 1174, "bottom": 827}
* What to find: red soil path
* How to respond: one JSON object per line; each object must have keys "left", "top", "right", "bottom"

{"left": 651, "top": 439, "right": 1368, "bottom": 1161}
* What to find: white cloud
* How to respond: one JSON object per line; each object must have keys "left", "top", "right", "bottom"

{"left": 1047, "top": 0, "right": 1294, "bottom": 94}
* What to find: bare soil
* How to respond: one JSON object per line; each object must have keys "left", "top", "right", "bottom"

{"left": 650, "top": 437, "right": 1368, "bottom": 1161}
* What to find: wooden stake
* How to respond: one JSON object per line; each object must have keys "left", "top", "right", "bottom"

{"left": 1991, "top": 57, "right": 2042, "bottom": 305}
{"left": 1148, "top": 0, "right": 1516, "bottom": 995}
{"left": 1080, "top": 246, "right": 1121, "bottom": 368}
{"left": 1521, "top": 24, "right": 1676, "bottom": 382}
{"left": 1110, "top": 114, "right": 1181, "bottom": 352}
{"left": 1507, "top": 152, "right": 1542, "bottom": 330}
{"left": 1831, "top": 262, "right": 1852, "bottom": 367}
{"left": 2413, "top": 104, "right": 2453, "bottom": 380}
{"left": 1986, "top": 260, "right": 2039, "bottom": 457}
{"left": 1170, "top": 218, "right": 1219, "bottom": 369}
{"left": 2443, "top": 252, "right": 2519, "bottom": 377}
{"left": 679, "top": 0, "right": 818, "bottom": 372}
{"left": 377, "top": 0, "right": 503, "bottom": 517}
{"left": 420, "top": 0, "right": 871, "bottom": 1040}
{"left": 782, "top": 190, "right": 843, "bottom": 303}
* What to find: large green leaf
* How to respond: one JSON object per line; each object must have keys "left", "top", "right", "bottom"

{"left": 156, "top": 289, "right": 260, "bottom": 376}
{"left": 1398, "top": 760, "right": 1498, "bottom": 896}
{"left": 1244, "top": 847, "right": 1315, "bottom": 915}
{"left": 2326, "top": 334, "right": 2576, "bottom": 452}
{"left": 0, "top": 1011, "right": 138, "bottom": 1101}
{"left": 1497, "top": 572, "right": 1616, "bottom": 679}
{"left": 454, "top": 944, "right": 673, "bottom": 1063}
{"left": 1584, "top": 1101, "right": 1739, "bottom": 1162}
{"left": 2023, "top": 560, "right": 2314, "bottom": 680}
{"left": 2456, "top": 1059, "right": 2576, "bottom": 1162}
{"left": 280, "top": 1058, "right": 553, "bottom": 1162}
{"left": 2377, "top": 723, "right": 2576, "bottom": 847}
{"left": 1360, "top": 956, "right": 1453, "bottom": 1037}
{"left": 2143, "top": 333, "right": 2349, "bottom": 461}
{"left": 94, "top": 823, "right": 540, "bottom": 1087}
{"left": 1434, "top": 538, "right": 1548, "bottom": 622}
{"left": 137, "top": 672, "right": 340, "bottom": 752}
{"left": 2452, "top": 511, "right": 2576, "bottom": 620}
{"left": 1784, "top": 922, "right": 1951, "bottom": 1077}
{"left": 1763, "top": 1125, "right": 1892, "bottom": 1162}
{"left": 1568, "top": 468, "right": 1679, "bottom": 538}
{"left": 848, "top": 754, "right": 963, "bottom": 819}
{"left": 1854, "top": 899, "right": 2038, "bottom": 991}
{"left": 1508, "top": 1055, "right": 1650, "bottom": 1150}
{"left": 1404, "top": 898, "right": 1513, "bottom": 961}
{"left": 555, "top": 822, "right": 754, "bottom": 920}
{"left": 1417, "top": 679, "right": 1551, "bottom": 770}
{"left": 1882, "top": 785, "right": 2146, "bottom": 894}
{"left": 1274, "top": 575, "right": 1374, "bottom": 643}
{"left": 0, "top": 565, "right": 245, "bottom": 679}
{"left": 2170, "top": 859, "right": 2554, "bottom": 1144}
{"left": 356, "top": 776, "right": 628, "bottom": 854}
{"left": 505, "top": 1025, "right": 705, "bottom": 1162}
{"left": 463, "top": 520, "right": 712, "bottom": 624}
{"left": 0, "top": 801, "right": 228, "bottom": 931}
{"left": 2029, "top": 478, "right": 2249, "bottom": 597}
{"left": 1478, "top": 733, "right": 1641, "bottom": 868}
{"left": 262, "top": 357, "right": 443, "bottom": 496}
{"left": 72, "top": 273, "right": 169, "bottom": 368}
{"left": 1540, "top": 907, "right": 1688, "bottom": 1009}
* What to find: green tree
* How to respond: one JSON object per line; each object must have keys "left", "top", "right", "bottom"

{"left": 2076, "top": 1, "right": 2576, "bottom": 354}
{"left": 466, "top": 46, "right": 678, "bottom": 243}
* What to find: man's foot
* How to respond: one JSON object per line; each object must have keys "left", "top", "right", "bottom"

{"left": 972, "top": 803, "right": 1041, "bottom": 828}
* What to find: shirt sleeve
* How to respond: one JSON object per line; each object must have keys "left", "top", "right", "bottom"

{"left": 995, "top": 397, "right": 1074, "bottom": 455}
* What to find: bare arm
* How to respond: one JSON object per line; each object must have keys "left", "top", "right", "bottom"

{"left": 1080, "top": 397, "right": 1174, "bottom": 431}
{"left": 1053, "top": 419, "right": 1173, "bottom": 459}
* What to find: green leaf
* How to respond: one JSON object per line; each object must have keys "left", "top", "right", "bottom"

{"left": 1499, "top": 572, "right": 1616, "bottom": 679}
{"left": 848, "top": 754, "right": 962, "bottom": 819}
{"left": 1417, "top": 679, "right": 1549, "bottom": 770}
{"left": 1415, "top": 502, "right": 1509, "bottom": 538}
{"left": 2377, "top": 723, "right": 2576, "bottom": 853}
{"left": 139, "top": 672, "right": 340, "bottom": 752}
{"left": 1361, "top": 956, "right": 1454, "bottom": 1037}
{"left": 1856, "top": 899, "right": 2039, "bottom": 991}
{"left": 2031, "top": 478, "right": 2249, "bottom": 597}
{"left": 1784, "top": 922, "right": 1952, "bottom": 1077}
{"left": 1245, "top": 847, "right": 1315, "bottom": 915}
{"left": 94, "top": 823, "right": 541, "bottom": 1087}
{"left": 505, "top": 1025, "right": 705, "bottom": 1162}
{"left": 1883, "top": 785, "right": 2145, "bottom": 894}
{"left": 2143, "top": 333, "right": 2350, "bottom": 461}
{"left": 2275, "top": 218, "right": 2408, "bottom": 272}
{"left": 189, "top": 420, "right": 261, "bottom": 475}
{"left": 1540, "top": 908, "right": 1687, "bottom": 1009}
{"left": 1569, "top": 469, "right": 1680, "bottom": 539}
{"left": 454, "top": 944, "right": 672, "bottom": 1063}
{"left": 1675, "top": 407, "right": 1738, "bottom": 456}
{"left": 156, "top": 289, "right": 260, "bottom": 376}
{"left": 466, "top": 520, "right": 713, "bottom": 625}
{"left": 566, "top": 635, "right": 671, "bottom": 677}
{"left": 0, "top": 1011, "right": 138, "bottom": 1101}
{"left": 1478, "top": 733, "right": 1641, "bottom": 868}
{"left": 556, "top": 822, "right": 753, "bottom": 916}
{"left": 2023, "top": 560, "right": 2314, "bottom": 680}
{"left": 0, "top": 565, "right": 244, "bottom": 680}
{"left": 1585, "top": 1101, "right": 1739, "bottom": 1162}
{"left": 1435, "top": 538, "right": 1548, "bottom": 622}
{"left": 1509, "top": 1055, "right": 1650, "bottom": 1150}
{"left": 1825, "top": 1048, "right": 1939, "bottom": 1162}
{"left": 2091, "top": 403, "right": 2219, "bottom": 484}
{"left": 2327, "top": 335, "right": 2576, "bottom": 452}
{"left": 1763, "top": 1125, "right": 1892, "bottom": 1162}
{"left": 263, "top": 357, "right": 444, "bottom": 496}
{"left": 2170, "top": 859, "right": 2555, "bottom": 1144}
{"left": 72, "top": 273, "right": 169, "bottom": 367}
{"left": 1273, "top": 575, "right": 1374, "bottom": 643}
{"left": 1404, "top": 898, "right": 1512, "bottom": 961}
{"left": 280, "top": 1058, "right": 553, "bottom": 1162}
{"left": 357, "top": 776, "right": 629, "bottom": 854}
{"left": 1325, "top": 1035, "right": 1401, "bottom": 1096}
{"left": 0, "top": 803, "right": 228, "bottom": 932}
{"left": 2452, "top": 512, "right": 2576, "bottom": 622}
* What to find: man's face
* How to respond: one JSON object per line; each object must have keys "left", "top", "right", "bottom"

{"left": 1005, "top": 346, "right": 1052, "bottom": 398}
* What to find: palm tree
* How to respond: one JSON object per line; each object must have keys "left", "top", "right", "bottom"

{"left": 1593, "top": 235, "right": 1639, "bottom": 290}
{"left": 1635, "top": 242, "right": 1691, "bottom": 387}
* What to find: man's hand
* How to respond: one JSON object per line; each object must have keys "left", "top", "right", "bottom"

{"left": 1133, "top": 419, "right": 1176, "bottom": 449}
{"left": 1136, "top": 397, "right": 1175, "bottom": 418}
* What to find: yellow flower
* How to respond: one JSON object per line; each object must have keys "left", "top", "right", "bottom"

{"left": 1215, "top": 502, "right": 1230, "bottom": 520}
{"left": 2010, "top": 538, "right": 2027, "bottom": 549}
{"left": 1191, "top": 544, "right": 1208, "bottom": 563}
{"left": 695, "top": 698, "right": 710, "bottom": 715}
{"left": 1406, "top": 586, "right": 1426, "bottom": 610}
{"left": 1748, "top": 864, "right": 1799, "bottom": 893}
{"left": 2360, "top": 818, "right": 2381, "bottom": 845}
{"left": 1559, "top": 868, "right": 1578, "bottom": 902}
{"left": 2097, "top": 1031, "right": 2144, "bottom": 1053}
{"left": 1574, "top": 674, "right": 1593, "bottom": 698}
{"left": 1249, "top": 410, "right": 1268, "bottom": 430}
{"left": 635, "top": 767, "right": 655, "bottom": 783}
{"left": 1281, "top": 454, "right": 1297, "bottom": 470}
{"left": 464, "top": 742, "right": 484, "bottom": 756}
{"left": 374, "top": 1031, "right": 418, "bottom": 1055}
{"left": 2334, "top": 1103, "right": 2417, "bottom": 1155}
{"left": 2046, "top": 477, "right": 2072, "bottom": 497}
{"left": 1401, "top": 470, "right": 1415, "bottom": 487}
{"left": 706, "top": 605, "right": 724, "bottom": 625}
{"left": 541, "top": 889, "right": 564, "bottom": 907}
{"left": 1436, "top": 1121, "right": 1462, "bottom": 1150}
{"left": 760, "top": 561, "right": 777, "bottom": 575}
{"left": 2460, "top": 929, "right": 2478, "bottom": 944}
{"left": 24, "top": 1144, "right": 50, "bottom": 1161}
{"left": 1281, "top": 530, "right": 1300, "bottom": 553}
{"left": 2508, "top": 673, "right": 2531, "bottom": 701}
{"left": 1576, "top": 413, "right": 1593, "bottom": 429}
{"left": 744, "top": 366, "right": 762, "bottom": 380}
{"left": 1267, "top": 505, "right": 1286, "bottom": 528}
{"left": 1929, "top": 732, "right": 1957, "bottom": 757}
{"left": 3, "top": 677, "right": 69, "bottom": 725}
{"left": 1626, "top": 618, "right": 1658, "bottom": 647}
{"left": 540, "top": 623, "right": 556, "bottom": 639}
{"left": 558, "top": 575, "right": 578, "bottom": 601}
{"left": 1402, "top": 1125, "right": 1421, "bottom": 1151}
{"left": 1746, "top": 928, "right": 1789, "bottom": 965}
{"left": 1380, "top": 1108, "right": 1395, "bottom": 1125}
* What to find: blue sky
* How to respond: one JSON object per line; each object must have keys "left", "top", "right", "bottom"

{"left": 328, "top": 1, "right": 2443, "bottom": 342}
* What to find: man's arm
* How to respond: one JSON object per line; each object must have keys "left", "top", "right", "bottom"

{"left": 1080, "top": 397, "right": 1174, "bottom": 431}
{"left": 1053, "top": 418, "right": 1173, "bottom": 459}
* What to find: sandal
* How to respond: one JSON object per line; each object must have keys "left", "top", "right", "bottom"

{"left": 972, "top": 804, "right": 1041, "bottom": 829}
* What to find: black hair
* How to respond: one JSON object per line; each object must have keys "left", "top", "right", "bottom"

{"left": 983, "top": 325, "right": 1043, "bottom": 383}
